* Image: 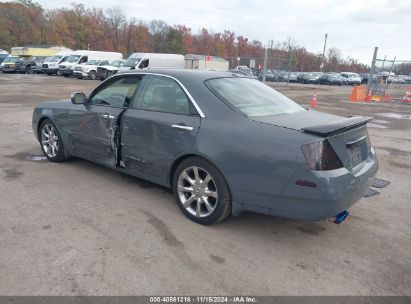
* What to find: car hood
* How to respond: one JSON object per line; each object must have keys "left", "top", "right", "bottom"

{"left": 250, "top": 109, "right": 345, "bottom": 132}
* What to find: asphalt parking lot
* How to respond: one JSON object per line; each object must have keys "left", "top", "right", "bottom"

{"left": 0, "top": 73, "right": 410, "bottom": 296}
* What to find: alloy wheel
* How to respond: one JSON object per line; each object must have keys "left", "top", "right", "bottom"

{"left": 177, "top": 166, "right": 218, "bottom": 218}
{"left": 41, "top": 123, "right": 59, "bottom": 158}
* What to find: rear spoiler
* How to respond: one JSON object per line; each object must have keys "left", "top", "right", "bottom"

{"left": 302, "top": 116, "right": 372, "bottom": 137}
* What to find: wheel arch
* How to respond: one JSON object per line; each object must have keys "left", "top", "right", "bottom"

{"left": 37, "top": 116, "right": 51, "bottom": 138}
{"left": 168, "top": 153, "right": 231, "bottom": 197}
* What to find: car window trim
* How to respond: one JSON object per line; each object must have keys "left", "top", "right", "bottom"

{"left": 88, "top": 75, "right": 142, "bottom": 108}
{"left": 121, "top": 72, "right": 206, "bottom": 118}
{"left": 129, "top": 74, "right": 196, "bottom": 116}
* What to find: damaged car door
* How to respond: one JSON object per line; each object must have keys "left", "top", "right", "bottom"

{"left": 68, "top": 76, "right": 142, "bottom": 168}
{"left": 120, "top": 74, "right": 201, "bottom": 185}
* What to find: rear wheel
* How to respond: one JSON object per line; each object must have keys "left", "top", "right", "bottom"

{"left": 39, "top": 119, "right": 67, "bottom": 162}
{"left": 173, "top": 157, "right": 231, "bottom": 225}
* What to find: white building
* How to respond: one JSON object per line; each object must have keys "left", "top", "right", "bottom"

{"left": 185, "top": 54, "right": 229, "bottom": 71}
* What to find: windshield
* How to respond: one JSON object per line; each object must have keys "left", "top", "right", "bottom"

{"left": 3, "top": 56, "right": 19, "bottom": 63}
{"left": 86, "top": 60, "right": 100, "bottom": 65}
{"left": 112, "top": 60, "right": 122, "bottom": 67}
{"left": 47, "top": 55, "right": 63, "bottom": 62}
{"left": 205, "top": 77, "right": 304, "bottom": 117}
{"left": 124, "top": 57, "right": 141, "bottom": 67}
{"left": 66, "top": 55, "right": 81, "bottom": 63}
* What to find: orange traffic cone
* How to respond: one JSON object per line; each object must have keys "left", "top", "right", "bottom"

{"left": 401, "top": 86, "right": 411, "bottom": 103}
{"left": 365, "top": 89, "right": 372, "bottom": 102}
{"left": 310, "top": 92, "right": 317, "bottom": 108}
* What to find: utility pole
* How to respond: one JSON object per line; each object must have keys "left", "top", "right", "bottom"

{"left": 287, "top": 44, "right": 292, "bottom": 86}
{"left": 263, "top": 46, "right": 268, "bottom": 82}
{"left": 320, "top": 33, "right": 328, "bottom": 72}
{"left": 366, "top": 47, "right": 378, "bottom": 93}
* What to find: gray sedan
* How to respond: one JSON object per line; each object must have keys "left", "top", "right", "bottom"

{"left": 32, "top": 70, "right": 378, "bottom": 224}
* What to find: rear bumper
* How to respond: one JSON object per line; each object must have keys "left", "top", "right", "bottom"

{"left": 270, "top": 148, "right": 378, "bottom": 221}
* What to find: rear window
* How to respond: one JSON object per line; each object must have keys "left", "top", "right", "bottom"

{"left": 205, "top": 77, "right": 304, "bottom": 117}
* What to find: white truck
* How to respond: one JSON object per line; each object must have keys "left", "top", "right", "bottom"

{"left": 41, "top": 52, "right": 72, "bottom": 75}
{"left": 73, "top": 59, "right": 112, "bottom": 80}
{"left": 118, "top": 53, "right": 185, "bottom": 72}
{"left": 58, "top": 50, "right": 123, "bottom": 77}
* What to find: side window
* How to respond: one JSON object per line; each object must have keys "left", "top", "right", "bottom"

{"left": 133, "top": 76, "right": 190, "bottom": 115}
{"left": 79, "top": 56, "right": 88, "bottom": 64}
{"left": 100, "top": 60, "right": 109, "bottom": 66}
{"left": 139, "top": 59, "right": 149, "bottom": 69}
{"left": 89, "top": 76, "right": 142, "bottom": 108}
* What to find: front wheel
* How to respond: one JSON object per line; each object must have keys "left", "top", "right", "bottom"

{"left": 39, "top": 119, "right": 67, "bottom": 162}
{"left": 173, "top": 157, "right": 231, "bottom": 225}
{"left": 89, "top": 71, "right": 97, "bottom": 80}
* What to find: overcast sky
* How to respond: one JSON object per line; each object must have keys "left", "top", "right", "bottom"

{"left": 24, "top": 0, "right": 411, "bottom": 63}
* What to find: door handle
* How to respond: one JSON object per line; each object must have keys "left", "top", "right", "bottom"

{"left": 171, "top": 124, "right": 194, "bottom": 131}
{"left": 100, "top": 114, "right": 116, "bottom": 119}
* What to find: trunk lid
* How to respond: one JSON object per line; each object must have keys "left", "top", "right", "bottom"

{"left": 251, "top": 110, "right": 372, "bottom": 170}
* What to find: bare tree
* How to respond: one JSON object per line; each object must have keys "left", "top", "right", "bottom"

{"left": 106, "top": 6, "right": 126, "bottom": 51}
{"left": 149, "top": 19, "right": 169, "bottom": 52}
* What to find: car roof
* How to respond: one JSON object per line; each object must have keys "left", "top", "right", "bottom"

{"left": 119, "top": 69, "right": 248, "bottom": 83}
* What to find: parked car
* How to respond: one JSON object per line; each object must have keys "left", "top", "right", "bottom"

{"left": 58, "top": 50, "right": 123, "bottom": 77}
{"left": 0, "top": 50, "right": 9, "bottom": 64}
{"left": 229, "top": 69, "right": 255, "bottom": 79}
{"left": 32, "top": 69, "right": 378, "bottom": 225}
{"left": 27, "top": 56, "right": 47, "bottom": 74}
{"left": 262, "top": 71, "right": 276, "bottom": 82}
{"left": 73, "top": 59, "right": 111, "bottom": 80}
{"left": 341, "top": 72, "right": 362, "bottom": 85}
{"left": 360, "top": 73, "right": 369, "bottom": 84}
{"left": 2, "top": 56, "right": 37, "bottom": 73}
{"left": 42, "top": 53, "right": 71, "bottom": 75}
{"left": 296, "top": 72, "right": 307, "bottom": 83}
{"left": 302, "top": 72, "right": 322, "bottom": 84}
{"left": 0, "top": 55, "right": 19, "bottom": 72}
{"left": 319, "top": 73, "right": 343, "bottom": 86}
{"left": 97, "top": 59, "right": 125, "bottom": 80}
{"left": 289, "top": 72, "right": 298, "bottom": 83}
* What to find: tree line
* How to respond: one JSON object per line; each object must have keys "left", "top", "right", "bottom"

{"left": 0, "top": 0, "right": 372, "bottom": 72}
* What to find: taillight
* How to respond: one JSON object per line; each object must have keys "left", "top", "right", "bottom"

{"left": 301, "top": 140, "right": 343, "bottom": 171}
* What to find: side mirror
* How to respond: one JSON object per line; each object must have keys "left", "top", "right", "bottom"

{"left": 71, "top": 92, "right": 87, "bottom": 104}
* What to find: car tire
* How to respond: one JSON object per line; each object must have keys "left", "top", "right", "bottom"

{"left": 39, "top": 119, "right": 67, "bottom": 162}
{"left": 89, "top": 71, "right": 97, "bottom": 80}
{"left": 173, "top": 157, "right": 232, "bottom": 225}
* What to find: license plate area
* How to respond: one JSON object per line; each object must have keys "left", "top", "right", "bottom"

{"left": 346, "top": 136, "right": 368, "bottom": 168}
